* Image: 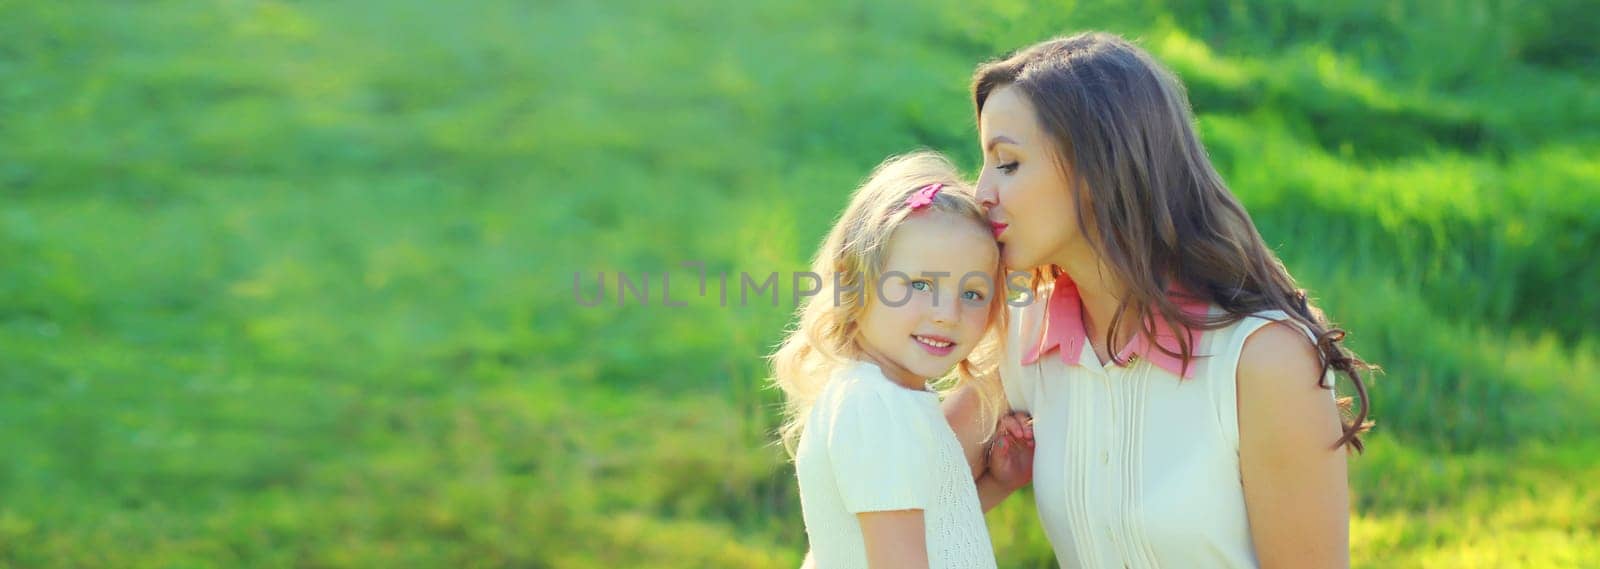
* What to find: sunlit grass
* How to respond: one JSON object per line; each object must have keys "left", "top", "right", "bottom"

{"left": 1, "top": 0, "right": 1595, "bottom": 567}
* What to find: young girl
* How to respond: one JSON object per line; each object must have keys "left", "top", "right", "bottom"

{"left": 771, "top": 151, "right": 1009, "bottom": 569}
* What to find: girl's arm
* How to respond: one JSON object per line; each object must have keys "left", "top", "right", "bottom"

{"left": 858, "top": 510, "right": 930, "bottom": 569}
{"left": 1237, "top": 323, "right": 1351, "bottom": 569}
{"left": 943, "top": 384, "right": 1034, "bottom": 512}
{"left": 941, "top": 384, "right": 992, "bottom": 479}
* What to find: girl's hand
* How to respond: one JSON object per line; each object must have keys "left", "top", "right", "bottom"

{"left": 997, "top": 410, "right": 1034, "bottom": 445}
{"left": 987, "top": 412, "right": 1035, "bottom": 491}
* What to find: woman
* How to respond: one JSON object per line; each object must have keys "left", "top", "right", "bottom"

{"left": 944, "top": 32, "right": 1374, "bottom": 568}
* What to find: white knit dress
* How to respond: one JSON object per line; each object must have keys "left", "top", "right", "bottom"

{"left": 795, "top": 360, "right": 997, "bottom": 569}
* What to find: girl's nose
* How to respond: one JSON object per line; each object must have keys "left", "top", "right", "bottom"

{"left": 931, "top": 294, "right": 959, "bottom": 325}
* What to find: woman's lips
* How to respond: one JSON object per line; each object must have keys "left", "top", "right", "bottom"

{"left": 991, "top": 222, "right": 1009, "bottom": 238}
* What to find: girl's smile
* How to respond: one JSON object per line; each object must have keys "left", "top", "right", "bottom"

{"left": 912, "top": 333, "right": 956, "bottom": 357}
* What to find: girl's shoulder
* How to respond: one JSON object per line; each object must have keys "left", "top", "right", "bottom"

{"left": 814, "top": 361, "right": 937, "bottom": 418}
{"left": 808, "top": 362, "right": 943, "bottom": 469}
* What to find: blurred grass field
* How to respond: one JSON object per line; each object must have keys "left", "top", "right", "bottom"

{"left": 2, "top": 0, "right": 1597, "bottom": 567}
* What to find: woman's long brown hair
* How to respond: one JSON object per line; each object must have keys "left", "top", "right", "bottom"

{"left": 973, "top": 32, "right": 1375, "bottom": 451}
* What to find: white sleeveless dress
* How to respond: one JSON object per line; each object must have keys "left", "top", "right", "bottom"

{"left": 1001, "top": 282, "right": 1329, "bottom": 568}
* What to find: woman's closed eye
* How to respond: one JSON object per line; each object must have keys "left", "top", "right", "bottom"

{"left": 996, "top": 161, "right": 1019, "bottom": 174}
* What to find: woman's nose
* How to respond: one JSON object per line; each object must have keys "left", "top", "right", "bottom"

{"left": 975, "top": 180, "right": 998, "bottom": 209}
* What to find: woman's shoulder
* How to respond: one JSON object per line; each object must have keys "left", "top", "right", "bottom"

{"left": 1229, "top": 312, "right": 1334, "bottom": 396}
{"left": 1205, "top": 309, "right": 1313, "bottom": 348}
{"left": 1237, "top": 320, "right": 1321, "bottom": 375}
{"left": 1221, "top": 310, "right": 1320, "bottom": 365}
{"left": 1234, "top": 317, "right": 1344, "bottom": 452}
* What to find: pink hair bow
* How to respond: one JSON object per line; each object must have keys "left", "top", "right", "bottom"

{"left": 905, "top": 183, "right": 943, "bottom": 210}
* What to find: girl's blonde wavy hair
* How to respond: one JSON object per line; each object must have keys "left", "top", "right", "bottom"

{"left": 769, "top": 150, "right": 1007, "bottom": 457}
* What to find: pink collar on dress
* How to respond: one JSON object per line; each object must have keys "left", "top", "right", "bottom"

{"left": 1021, "top": 275, "right": 1212, "bottom": 378}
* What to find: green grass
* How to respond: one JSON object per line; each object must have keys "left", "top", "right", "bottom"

{"left": 1, "top": 0, "right": 1596, "bottom": 567}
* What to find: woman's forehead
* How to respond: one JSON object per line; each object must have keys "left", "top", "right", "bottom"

{"left": 980, "top": 86, "right": 1041, "bottom": 145}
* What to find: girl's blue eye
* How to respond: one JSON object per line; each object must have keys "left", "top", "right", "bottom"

{"left": 910, "top": 280, "right": 931, "bottom": 292}
{"left": 997, "top": 161, "right": 1019, "bottom": 174}
{"left": 962, "top": 290, "right": 986, "bottom": 301}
